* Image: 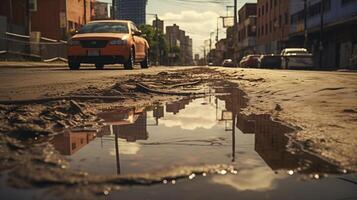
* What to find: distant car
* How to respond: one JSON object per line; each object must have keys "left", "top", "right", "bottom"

{"left": 67, "top": 20, "right": 150, "bottom": 70}
{"left": 258, "top": 54, "right": 282, "bottom": 69}
{"left": 239, "top": 54, "right": 260, "bottom": 68}
{"left": 222, "top": 59, "right": 236, "bottom": 67}
{"left": 281, "top": 48, "right": 313, "bottom": 69}
{"left": 208, "top": 62, "right": 214, "bottom": 66}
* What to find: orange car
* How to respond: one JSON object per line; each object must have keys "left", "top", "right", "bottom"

{"left": 67, "top": 20, "right": 149, "bottom": 70}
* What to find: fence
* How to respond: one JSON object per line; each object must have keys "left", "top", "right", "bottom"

{"left": 0, "top": 32, "right": 67, "bottom": 61}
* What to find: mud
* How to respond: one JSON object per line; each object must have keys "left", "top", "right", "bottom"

{"left": 0, "top": 67, "right": 356, "bottom": 199}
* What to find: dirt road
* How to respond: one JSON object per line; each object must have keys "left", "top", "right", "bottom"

{"left": 0, "top": 65, "right": 190, "bottom": 100}
{"left": 0, "top": 65, "right": 356, "bottom": 199}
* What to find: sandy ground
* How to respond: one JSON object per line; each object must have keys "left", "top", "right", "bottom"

{"left": 0, "top": 65, "right": 356, "bottom": 198}
{"left": 1, "top": 65, "right": 356, "bottom": 172}
{"left": 217, "top": 67, "right": 357, "bottom": 171}
{"left": 0, "top": 65, "right": 193, "bottom": 100}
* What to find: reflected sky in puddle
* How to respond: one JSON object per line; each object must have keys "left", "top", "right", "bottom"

{"left": 49, "top": 85, "right": 357, "bottom": 199}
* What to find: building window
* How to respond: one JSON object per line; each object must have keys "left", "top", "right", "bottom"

{"left": 341, "top": 0, "right": 357, "bottom": 5}
{"left": 266, "top": 2, "right": 268, "bottom": 13}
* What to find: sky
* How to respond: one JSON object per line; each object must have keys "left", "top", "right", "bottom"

{"left": 101, "top": 0, "right": 255, "bottom": 56}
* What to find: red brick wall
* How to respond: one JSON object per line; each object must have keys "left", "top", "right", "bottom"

{"left": 31, "top": 0, "right": 65, "bottom": 40}
{"left": 66, "top": 0, "right": 92, "bottom": 29}
{"left": 256, "top": 0, "right": 290, "bottom": 45}
{"left": 30, "top": 0, "right": 93, "bottom": 40}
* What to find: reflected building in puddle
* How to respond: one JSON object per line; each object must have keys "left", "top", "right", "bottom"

{"left": 218, "top": 83, "right": 340, "bottom": 173}
{"left": 113, "top": 112, "right": 148, "bottom": 142}
{"left": 166, "top": 98, "right": 192, "bottom": 114}
{"left": 52, "top": 130, "right": 97, "bottom": 155}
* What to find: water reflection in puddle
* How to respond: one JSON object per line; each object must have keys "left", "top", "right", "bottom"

{"left": 49, "top": 85, "right": 357, "bottom": 199}
{"left": 52, "top": 85, "right": 341, "bottom": 176}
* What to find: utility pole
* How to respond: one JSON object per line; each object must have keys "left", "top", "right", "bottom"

{"left": 319, "top": 0, "right": 324, "bottom": 68}
{"left": 155, "top": 14, "right": 160, "bottom": 65}
{"left": 233, "top": 0, "right": 238, "bottom": 64}
{"left": 27, "top": 0, "right": 31, "bottom": 35}
{"left": 112, "top": 0, "right": 115, "bottom": 19}
{"left": 216, "top": 18, "right": 219, "bottom": 43}
{"left": 304, "top": 0, "right": 308, "bottom": 49}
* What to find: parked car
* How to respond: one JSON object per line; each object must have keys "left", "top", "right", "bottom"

{"left": 258, "top": 54, "right": 282, "bottom": 69}
{"left": 67, "top": 20, "right": 150, "bottom": 70}
{"left": 239, "top": 54, "right": 260, "bottom": 68}
{"left": 281, "top": 48, "right": 313, "bottom": 69}
{"left": 222, "top": 59, "right": 236, "bottom": 67}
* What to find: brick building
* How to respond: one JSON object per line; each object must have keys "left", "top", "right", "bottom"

{"left": 30, "top": 0, "right": 93, "bottom": 40}
{"left": 256, "top": 0, "right": 290, "bottom": 54}
{"left": 0, "top": 0, "right": 29, "bottom": 35}
{"left": 237, "top": 3, "right": 257, "bottom": 59}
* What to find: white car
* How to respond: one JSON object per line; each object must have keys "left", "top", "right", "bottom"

{"left": 281, "top": 48, "right": 314, "bottom": 69}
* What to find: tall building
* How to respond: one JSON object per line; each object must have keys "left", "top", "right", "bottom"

{"left": 114, "top": 0, "right": 147, "bottom": 26}
{"left": 256, "top": 0, "right": 291, "bottom": 54}
{"left": 152, "top": 18, "right": 164, "bottom": 33}
{"left": 92, "top": 1, "right": 110, "bottom": 20}
{"left": 237, "top": 3, "right": 257, "bottom": 59}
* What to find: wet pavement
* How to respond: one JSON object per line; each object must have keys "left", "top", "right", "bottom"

{"left": 39, "top": 84, "right": 357, "bottom": 199}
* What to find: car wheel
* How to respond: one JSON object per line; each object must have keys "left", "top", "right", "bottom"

{"left": 69, "top": 60, "right": 80, "bottom": 70}
{"left": 95, "top": 63, "right": 104, "bottom": 70}
{"left": 140, "top": 50, "right": 149, "bottom": 69}
{"left": 124, "top": 48, "right": 134, "bottom": 70}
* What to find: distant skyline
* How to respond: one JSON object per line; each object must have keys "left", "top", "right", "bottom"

{"left": 100, "top": 0, "right": 255, "bottom": 55}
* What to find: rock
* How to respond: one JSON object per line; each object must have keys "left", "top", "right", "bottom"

{"left": 304, "top": 139, "right": 315, "bottom": 149}
{"left": 275, "top": 104, "right": 283, "bottom": 111}
{"left": 10, "top": 124, "right": 52, "bottom": 139}
{"left": 158, "top": 72, "right": 169, "bottom": 76}
{"left": 69, "top": 100, "right": 84, "bottom": 115}
{"left": 9, "top": 114, "right": 27, "bottom": 124}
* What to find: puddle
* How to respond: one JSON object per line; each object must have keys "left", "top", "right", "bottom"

{"left": 50, "top": 84, "right": 342, "bottom": 176}
{"left": 43, "top": 84, "right": 357, "bottom": 199}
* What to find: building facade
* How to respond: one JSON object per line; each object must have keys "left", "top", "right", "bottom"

{"left": 256, "top": 0, "right": 290, "bottom": 54}
{"left": 0, "top": 0, "right": 93, "bottom": 40}
{"left": 165, "top": 24, "right": 193, "bottom": 65}
{"left": 0, "top": 0, "right": 29, "bottom": 35}
{"left": 92, "top": 1, "right": 109, "bottom": 20}
{"left": 114, "top": 0, "right": 147, "bottom": 26}
{"left": 290, "top": 0, "right": 357, "bottom": 68}
{"left": 152, "top": 18, "right": 164, "bottom": 33}
{"left": 237, "top": 3, "right": 257, "bottom": 59}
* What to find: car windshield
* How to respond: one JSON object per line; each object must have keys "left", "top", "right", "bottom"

{"left": 78, "top": 22, "right": 129, "bottom": 34}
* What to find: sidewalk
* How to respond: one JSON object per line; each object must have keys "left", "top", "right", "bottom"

{"left": 0, "top": 61, "right": 68, "bottom": 68}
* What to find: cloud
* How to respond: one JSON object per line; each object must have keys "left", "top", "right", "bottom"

{"left": 160, "top": 103, "right": 218, "bottom": 130}
{"left": 211, "top": 166, "right": 283, "bottom": 191}
{"left": 109, "top": 141, "right": 141, "bottom": 155}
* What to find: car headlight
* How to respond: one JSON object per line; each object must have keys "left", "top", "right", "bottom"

{"left": 68, "top": 40, "right": 80, "bottom": 46}
{"left": 109, "top": 39, "right": 128, "bottom": 45}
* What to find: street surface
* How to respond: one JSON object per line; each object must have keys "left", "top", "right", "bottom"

{"left": 0, "top": 65, "right": 189, "bottom": 100}
{"left": 0, "top": 64, "right": 356, "bottom": 199}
